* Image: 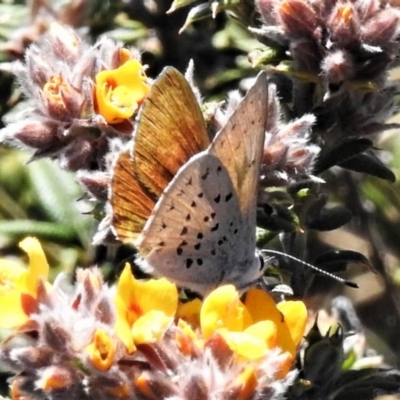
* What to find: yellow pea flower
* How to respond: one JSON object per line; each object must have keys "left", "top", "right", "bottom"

{"left": 0, "top": 237, "right": 49, "bottom": 328}
{"left": 85, "top": 329, "right": 116, "bottom": 371}
{"left": 114, "top": 264, "right": 178, "bottom": 352}
{"left": 94, "top": 60, "right": 150, "bottom": 124}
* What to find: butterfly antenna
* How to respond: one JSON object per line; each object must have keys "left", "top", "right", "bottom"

{"left": 260, "top": 249, "right": 359, "bottom": 288}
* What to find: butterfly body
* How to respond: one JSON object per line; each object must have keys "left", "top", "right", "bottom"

{"left": 134, "top": 72, "right": 269, "bottom": 295}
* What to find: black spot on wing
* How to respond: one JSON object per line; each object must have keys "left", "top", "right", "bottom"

{"left": 211, "top": 223, "right": 219, "bottom": 232}
{"left": 201, "top": 168, "right": 210, "bottom": 180}
{"left": 225, "top": 192, "right": 233, "bottom": 202}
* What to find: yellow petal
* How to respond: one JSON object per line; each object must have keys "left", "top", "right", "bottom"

{"left": 277, "top": 300, "right": 307, "bottom": 347}
{"left": 0, "top": 260, "right": 28, "bottom": 327}
{"left": 177, "top": 319, "right": 198, "bottom": 341}
{"left": 200, "top": 285, "right": 252, "bottom": 339}
{"left": 115, "top": 264, "right": 178, "bottom": 326}
{"left": 245, "top": 288, "right": 296, "bottom": 356}
{"left": 219, "top": 328, "right": 267, "bottom": 360}
{"left": 176, "top": 298, "right": 202, "bottom": 329}
{"left": 0, "top": 237, "right": 48, "bottom": 329}
{"left": 114, "top": 298, "right": 136, "bottom": 353}
{"left": 95, "top": 60, "right": 149, "bottom": 124}
{"left": 85, "top": 329, "right": 116, "bottom": 371}
{"left": 18, "top": 237, "right": 49, "bottom": 295}
{"left": 132, "top": 310, "right": 172, "bottom": 344}
{"left": 243, "top": 320, "right": 277, "bottom": 349}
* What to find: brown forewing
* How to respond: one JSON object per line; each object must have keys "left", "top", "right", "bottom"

{"left": 110, "top": 67, "right": 210, "bottom": 242}
{"left": 133, "top": 67, "right": 210, "bottom": 198}
{"left": 110, "top": 152, "right": 156, "bottom": 242}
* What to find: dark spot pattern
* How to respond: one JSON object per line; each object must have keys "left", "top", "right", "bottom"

{"left": 225, "top": 193, "right": 233, "bottom": 202}
{"left": 197, "top": 259, "right": 203, "bottom": 266}
{"left": 233, "top": 228, "right": 238, "bottom": 235}
{"left": 197, "top": 232, "right": 204, "bottom": 239}
{"left": 217, "top": 166, "right": 222, "bottom": 173}
{"left": 186, "top": 177, "right": 193, "bottom": 186}
{"left": 204, "top": 216, "right": 210, "bottom": 222}
{"left": 158, "top": 241, "right": 165, "bottom": 247}
{"left": 198, "top": 192, "right": 204, "bottom": 198}
{"left": 180, "top": 226, "right": 188, "bottom": 236}
{"left": 194, "top": 243, "right": 201, "bottom": 250}
{"left": 211, "top": 249, "right": 216, "bottom": 256}
{"left": 186, "top": 259, "right": 193, "bottom": 269}
{"left": 201, "top": 168, "right": 210, "bottom": 180}
{"left": 211, "top": 212, "right": 216, "bottom": 219}
{"left": 211, "top": 223, "right": 219, "bottom": 232}
{"left": 218, "top": 240, "right": 223, "bottom": 246}
{"left": 177, "top": 248, "right": 183, "bottom": 256}
{"left": 186, "top": 214, "right": 191, "bottom": 221}
{"left": 191, "top": 201, "right": 196, "bottom": 208}
{"left": 214, "top": 194, "right": 221, "bottom": 203}
{"left": 179, "top": 240, "right": 188, "bottom": 247}
{"left": 161, "top": 222, "right": 167, "bottom": 229}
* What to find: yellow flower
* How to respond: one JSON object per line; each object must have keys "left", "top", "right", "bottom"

{"left": 198, "top": 285, "right": 307, "bottom": 374}
{"left": 200, "top": 285, "right": 252, "bottom": 339}
{"left": 114, "top": 264, "right": 178, "bottom": 352}
{"left": 176, "top": 297, "right": 202, "bottom": 328}
{"left": 0, "top": 237, "right": 49, "bottom": 328}
{"left": 131, "top": 310, "right": 172, "bottom": 344}
{"left": 94, "top": 59, "right": 150, "bottom": 124}
{"left": 85, "top": 329, "right": 116, "bottom": 371}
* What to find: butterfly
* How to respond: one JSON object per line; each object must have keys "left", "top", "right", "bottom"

{"left": 110, "top": 67, "right": 210, "bottom": 241}
{"left": 134, "top": 72, "right": 269, "bottom": 295}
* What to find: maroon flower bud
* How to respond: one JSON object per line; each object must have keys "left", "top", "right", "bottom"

{"left": 328, "top": 3, "right": 360, "bottom": 45}
{"left": 362, "top": 9, "right": 400, "bottom": 45}
{"left": 277, "top": 0, "right": 318, "bottom": 38}
{"left": 13, "top": 121, "right": 60, "bottom": 148}
{"left": 78, "top": 171, "right": 110, "bottom": 201}
{"left": 256, "top": 0, "right": 278, "bottom": 25}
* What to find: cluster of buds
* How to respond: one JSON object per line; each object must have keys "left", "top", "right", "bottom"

{"left": 0, "top": 237, "right": 306, "bottom": 400}
{"left": 253, "top": 0, "right": 400, "bottom": 149}
{"left": 0, "top": 23, "right": 150, "bottom": 171}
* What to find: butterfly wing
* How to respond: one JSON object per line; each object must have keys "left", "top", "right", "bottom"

{"left": 209, "top": 72, "right": 268, "bottom": 221}
{"left": 136, "top": 153, "right": 245, "bottom": 294}
{"left": 133, "top": 67, "right": 210, "bottom": 197}
{"left": 206, "top": 72, "right": 268, "bottom": 278}
{"left": 110, "top": 152, "right": 155, "bottom": 241}
{"left": 110, "top": 67, "right": 210, "bottom": 241}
